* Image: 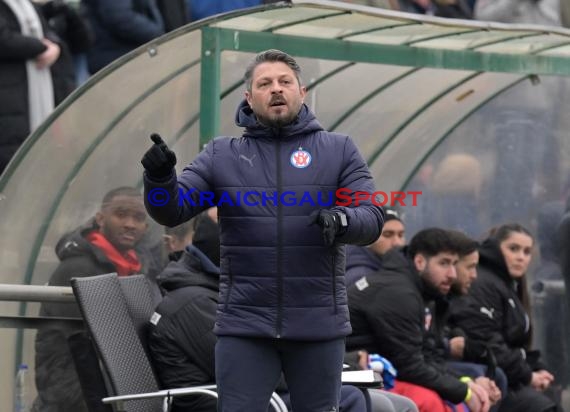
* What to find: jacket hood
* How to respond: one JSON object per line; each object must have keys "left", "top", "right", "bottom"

{"left": 234, "top": 99, "right": 324, "bottom": 139}
{"left": 55, "top": 219, "right": 108, "bottom": 263}
{"left": 381, "top": 246, "right": 412, "bottom": 273}
{"left": 345, "top": 245, "right": 382, "bottom": 273}
{"left": 478, "top": 238, "right": 512, "bottom": 284}
{"left": 157, "top": 245, "right": 220, "bottom": 293}
{"left": 382, "top": 247, "right": 423, "bottom": 288}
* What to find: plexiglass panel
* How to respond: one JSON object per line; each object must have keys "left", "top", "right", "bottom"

{"left": 0, "top": 27, "right": 203, "bottom": 411}
{"left": 477, "top": 33, "right": 570, "bottom": 54}
{"left": 348, "top": 24, "right": 474, "bottom": 45}
{"left": 2, "top": 2, "right": 570, "bottom": 410}
{"left": 331, "top": 68, "right": 477, "bottom": 159}
{"left": 310, "top": 63, "right": 413, "bottom": 130}
{"left": 212, "top": 7, "right": 341, "bottom": 31}
{"left": 398, "top": 76, "right": 570, "bottom": 394}
{"left": 275, "top": 13, "right": 410, "bottom": 38}
{"left": 415, "top": 29, "right": 531, "bottom": 50}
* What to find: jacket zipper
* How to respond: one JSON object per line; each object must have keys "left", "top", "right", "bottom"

{"left": 332, "top": 252, "right": 338, "bottom": 314}
{"left": 276, "top": 137, "right": 283, "bottom": 338}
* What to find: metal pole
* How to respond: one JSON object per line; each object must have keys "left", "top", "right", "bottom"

{"left": 0, "top": 284, "right": 75, "bottom": 303}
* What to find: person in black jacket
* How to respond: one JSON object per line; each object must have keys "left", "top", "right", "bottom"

{"left": 347, "top": 228, "right": 494, "bottom": 412}
{"left": 33, "top": 187, "right": 148, "bottom": 412}
{"left": 448, "top": 223, "right": 562, "bottom": 412}
{"left": 148, "top": 213, "right": 221, "bottom": 412}
{"left": 141, "top": 49, "right": 384, "bottom": 412}
{"left": 0, "top": 0, "right": 76, "bottom": 175}
{"left": 82, "top": 0, "right": 165, "bottom": 74}
{"left": 444, "top": 231, "right": 506, "bottom": 410}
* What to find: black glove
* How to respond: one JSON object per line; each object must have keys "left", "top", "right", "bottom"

{"left": 141, "top": 133, "right": 177, "bottom": 179}
{"left": 308, "top": 209, "right": 346, "bottom": 246}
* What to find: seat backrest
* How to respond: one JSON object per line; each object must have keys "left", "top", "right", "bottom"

{"left": 118, "top": 275, "right": 157, "bottom": 360}
{"left": 71, "top": 273, "right": 162, "bottom": 412}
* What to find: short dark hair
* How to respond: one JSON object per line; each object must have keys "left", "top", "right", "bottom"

{"left": 101, "top": 187, "right": 141, "bottom": 208}
{"left": 408, "top": 228, "right": 459, "bottom": 259}
{"left": 447, "top": 230, "right": 478, "bottom": 258}
{"left": 244, "top": 49, "right": 302, "bottom": 92}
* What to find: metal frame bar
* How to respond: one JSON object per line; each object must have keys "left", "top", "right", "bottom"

{"left": 212, "top": 27, "right": 570, "bottom": 75}
{"left": 0, "top": 316, "right": 82, "bottom": 329}
{"left": 200, "top": 28, "right": 222, "bottom": 146}
{"left": 0, "top": 284, "right": 74, "bottom": 302}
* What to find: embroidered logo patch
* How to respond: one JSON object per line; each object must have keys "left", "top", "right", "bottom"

{"left": 290, "top": 148, "right": 311, "bottom": 168}
{"left": 355, "top": 277, "right": 369, "bottom": 291}
{"left": 150, "top": 312, "right": 162, "bottom": 325}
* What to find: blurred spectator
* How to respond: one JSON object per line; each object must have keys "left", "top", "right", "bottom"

{"left": 403, "top": 163, "right": 434, "bottom": 239}
{"left": 0, "top": 0, "right": 76, "bottom": 174}
{"left": 561, "top": 0, "right": 570, "bottom": 26}
{"left": 557, "top": 197, "right": 570, "bottom": 388}
{"left": 340, "top": 0, "right": 399, "bottom": 11}
{"left": 33, "top": 186, "right": 148, "bottom": 412}
{"left": 534, "top": 201, "right": 568, "bottom": 403}
{"left": 156, "top": 0, "right": 188, "bottom": 32}
{"left": 82, "top": 0, "right": 166, "bottom": 74}
{"left": 398, "top": 0, "right": 473, "bottom": 18}
{"left": 40, "top": 0, "right": 94, "bottom": 84}
{"left": 429, "top": 153, "right": 483, "bottom": 238}
{"left": 475, "top": 0, "right": 561, "bottom": 26}
{"left": 488, "top": 112, "right": 554, "bottom": 228}
{"left": 186, "top": 0, "right": 266, "bottom": 22}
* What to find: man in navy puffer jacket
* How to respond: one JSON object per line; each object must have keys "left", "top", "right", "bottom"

{"left": 141, "top": 49, "right": 384, "bottom": 412}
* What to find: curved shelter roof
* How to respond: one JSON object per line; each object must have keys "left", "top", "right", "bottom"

{"left": 1, "top": 0, "right": 570, "bottom": 396}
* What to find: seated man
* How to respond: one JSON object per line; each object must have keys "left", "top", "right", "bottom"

{"left": 345, "top": 207, "right": 405, "bottom": 285}
{"left": 347, "top": 228, "right": 496, "bottom": 412}
{"left": 33, "top": 186, "right": 148, "bottom": 412}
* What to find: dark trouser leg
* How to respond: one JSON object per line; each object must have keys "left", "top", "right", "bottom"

{"left": 280, "top": 338, "right": 345, "bottom": 412}
{"left": 215, "top": 337, "right": 282, "bottom": 412}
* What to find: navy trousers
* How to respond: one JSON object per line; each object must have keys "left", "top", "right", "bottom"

{"left": 215, "top": 336, "right": 345, "bottom": 412}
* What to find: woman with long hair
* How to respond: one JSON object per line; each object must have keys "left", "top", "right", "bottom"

{"left": 448, "top": 223, "right": 561, "bottom": 412}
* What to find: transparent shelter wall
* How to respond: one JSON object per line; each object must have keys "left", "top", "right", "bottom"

{"left": 395, "top": 75, "right": 570, "bottom": 391}
{"left": 0, "top": 30, "right": 202, "bottom": 412}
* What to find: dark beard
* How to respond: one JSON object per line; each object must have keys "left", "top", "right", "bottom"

{"left": 257, "top": 112, "right": 297, "bottom": 128}
{"left": 256, "top": 103, "right": 303, "bottom": 128}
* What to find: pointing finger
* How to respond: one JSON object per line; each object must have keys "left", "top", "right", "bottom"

{"left": 150, "top": 133, "right": 164, "bottom": 145}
